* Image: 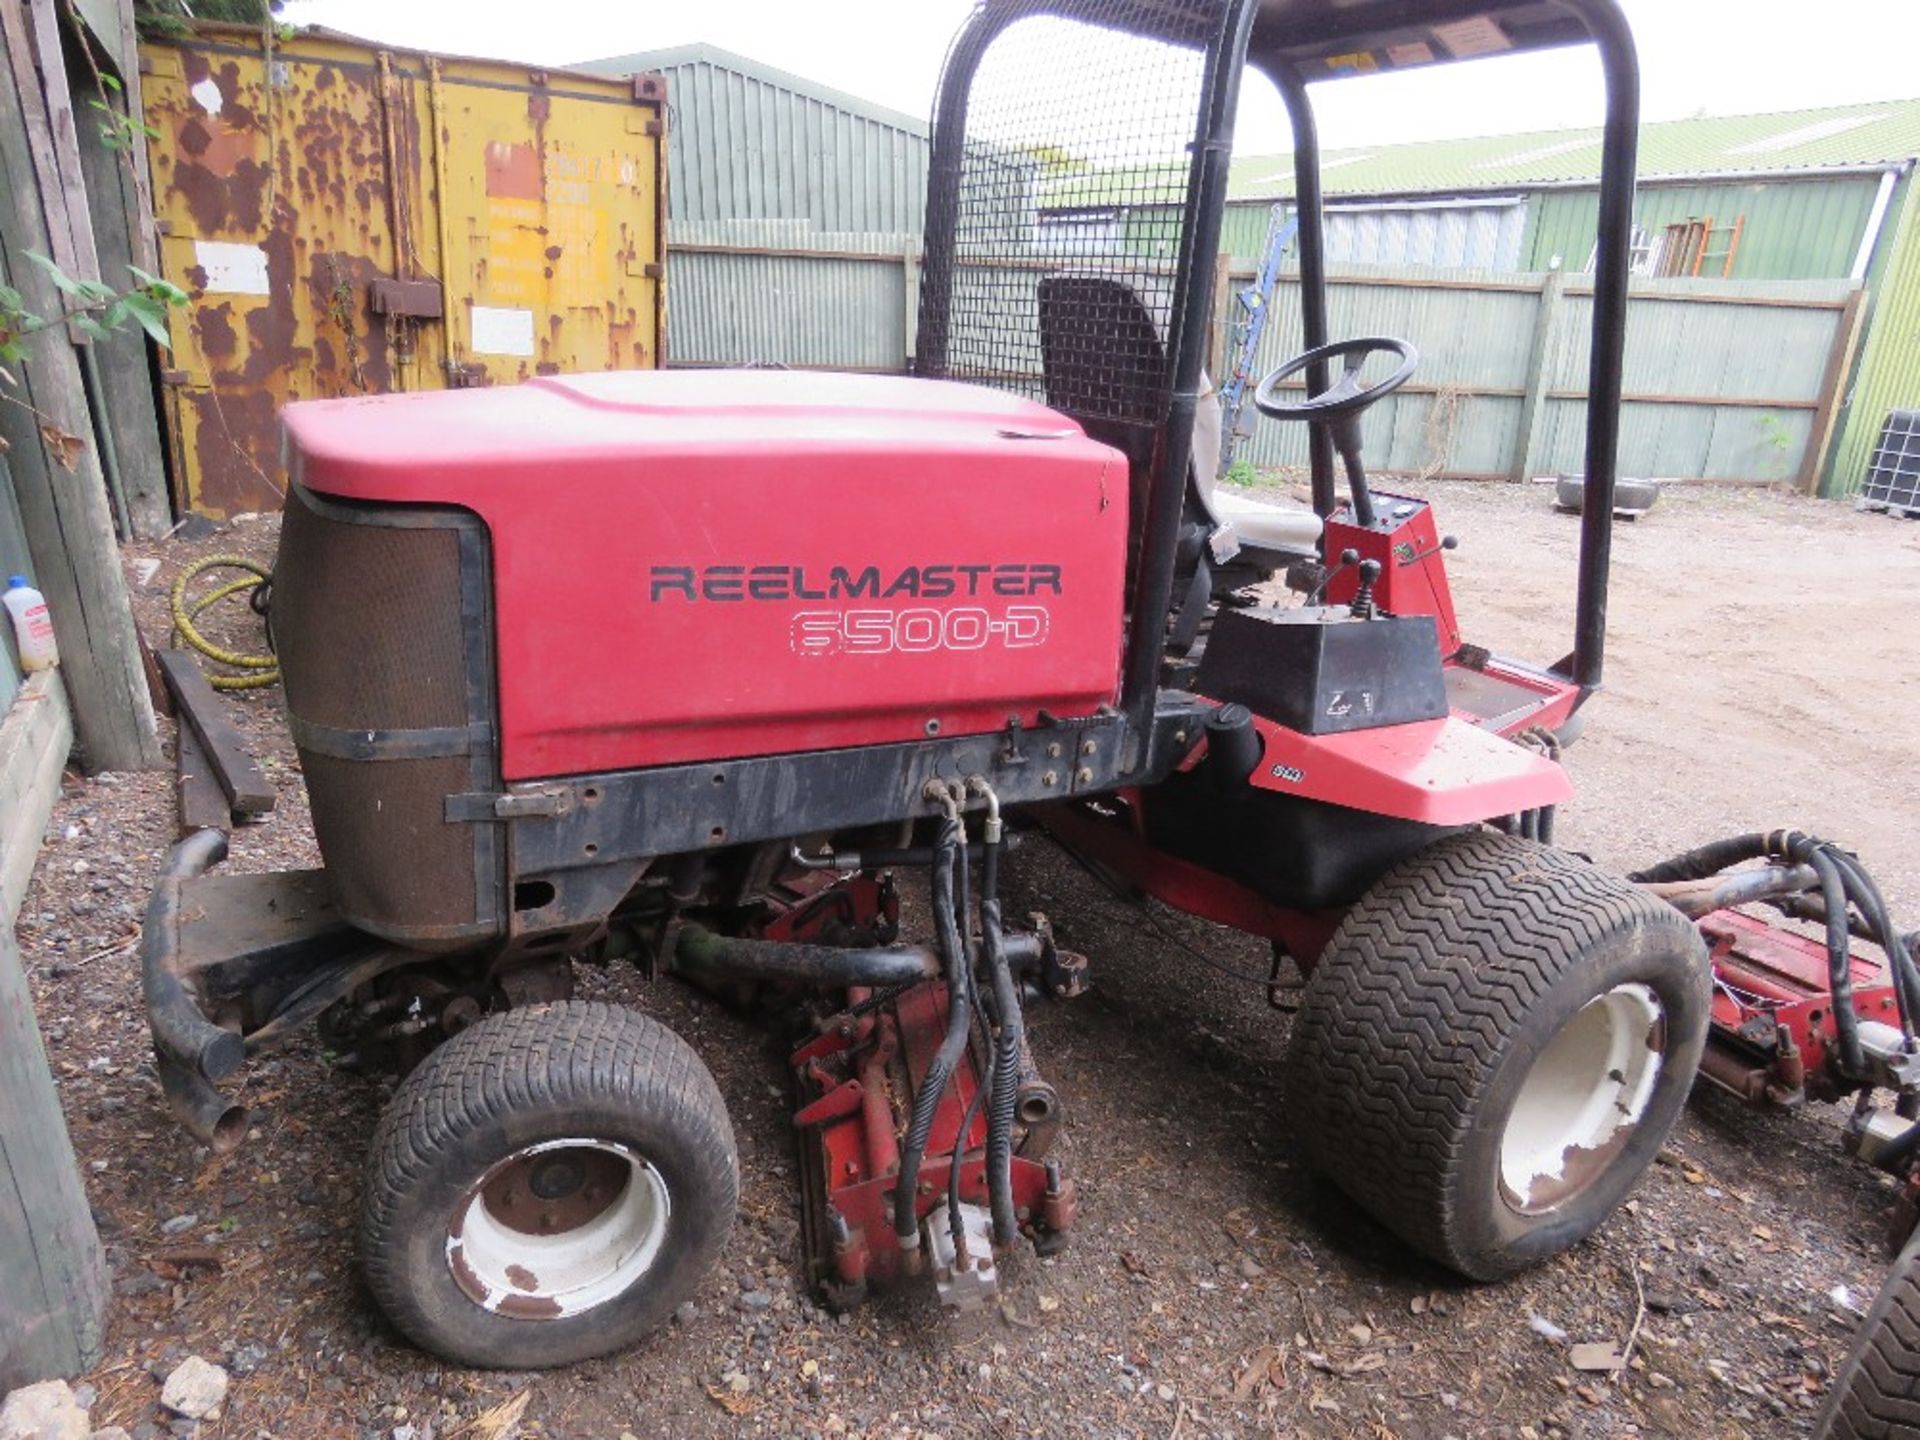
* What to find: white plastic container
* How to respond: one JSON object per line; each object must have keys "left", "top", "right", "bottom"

{"left": 4, "top": 575, "right": 57, "bottom": 672}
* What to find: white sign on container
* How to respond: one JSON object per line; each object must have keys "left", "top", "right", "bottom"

{"left": 470, "top": 305, "right": 536, "bottom": 357}
{"left": 193, "top": 241, "right": 271, "bottom": 296}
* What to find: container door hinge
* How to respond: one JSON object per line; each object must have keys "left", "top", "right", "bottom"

{"left": 446, "top": 787, "right": 573, "bottom": 822}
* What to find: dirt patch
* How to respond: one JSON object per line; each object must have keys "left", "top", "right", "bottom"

{"left": 13, "top": 480, "right": 1920, "bottom": 1438}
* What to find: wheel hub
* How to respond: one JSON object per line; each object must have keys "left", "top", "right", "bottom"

{"left": 1500, "top": 983, "right": 1666, "bottom": 1215}
{"left": 448, "top": 1139, "right": 670, "bottom": 1319}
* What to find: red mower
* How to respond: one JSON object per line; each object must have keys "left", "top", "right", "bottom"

{"left": 140, "top": 0, "right": 1920, "bottom": 1377}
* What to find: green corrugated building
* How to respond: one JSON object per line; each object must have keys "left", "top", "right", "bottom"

{"left": 1216, "top": 101, "right": 1920, "bottom": 283}
{"left": 1058, "top": 100, "right": 1920, "bottom": 495}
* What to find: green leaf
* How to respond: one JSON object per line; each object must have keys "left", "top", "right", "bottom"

{"left": 99, "top": 73, "right": 122, "bottom": 93}
{"left": 73, "top": 314, "right": 111, "bottom": 342}
{"left": 120, "top": 291, "right": 174, "bottom": 349}
{"left": 128, "top": 267, "right": 189, "bottom": 306}
{"left": 25, "top": 250, "right": 85, "bottom": 297}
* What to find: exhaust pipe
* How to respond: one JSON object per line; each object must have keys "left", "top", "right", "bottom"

{"left": 159, "top": 1060, "right": 251, "bottom": 1153}
{"left": 143, "top": 830, "right": 246, "bottom": 1083}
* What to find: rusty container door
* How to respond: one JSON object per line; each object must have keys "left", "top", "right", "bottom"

{"left": 141, "top": 27, "right": 665, "bottom": 518}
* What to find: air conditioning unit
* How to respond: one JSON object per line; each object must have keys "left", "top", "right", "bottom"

{"left": 1860, "top": 409, "right": 1920, "bottom": 517}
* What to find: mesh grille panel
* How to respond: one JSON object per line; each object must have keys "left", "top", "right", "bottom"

{"left": 274, "top": 487, "right": 492, "bottom": 944}
{"left": 920, "top": 1, "right": 1225, "bottom": 428}
{"left": 300, "top": 752, "right": 479, "bottom": 946}
{"left": 275, "top": 489, "right": 470, "bottom": 731}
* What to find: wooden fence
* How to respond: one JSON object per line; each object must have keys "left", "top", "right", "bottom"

{"left": 666, "top": 233, "right": 1864, "bottom": 491}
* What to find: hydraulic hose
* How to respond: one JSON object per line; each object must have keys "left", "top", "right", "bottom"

{"left": 983, "top": 881, "right": 1023, "bottom": 1246}
{"left": 971, "top": 778, "right": 1023, "bottom": 1247}
{"left": 945, "top": 1045, "right": 992, "bottom": 1257}
{"left": 1627, "top": 831, "right": 1798, "bottom": 886}
{"left": 1631, "top": 829, "right": 1920, "bottom": 1069}
{"left": 894, "top": 810, "right": 972, "bottom": 1248}
{"left": 1808, "top": 847, "right": 1868, "bottom": 1078}
{"left": 170, "top": 555, "right": 278, "bottom": 690}
{"left": 671, "top": 925, "right": 940, "bottom": 988}
{"left": 945, "top": 796, "right": 997, "bottom": 1257}
{"left": 1829, "top": 849, "right": 1920, "bottom": 1042}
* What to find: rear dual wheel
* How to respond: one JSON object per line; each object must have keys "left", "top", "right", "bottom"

{"left": 360, "top": 1001, "right": 737, "bottom": 1368}
{"left": 1286, "top": 831, "right": 1710, "bottom": 1280}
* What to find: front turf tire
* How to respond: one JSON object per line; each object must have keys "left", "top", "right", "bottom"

{"left": 360, "top": 1001, "right": 737, "bottom": 1368}
{"left": 1285, "top": 830, "right": 1709, "bottom": 1280}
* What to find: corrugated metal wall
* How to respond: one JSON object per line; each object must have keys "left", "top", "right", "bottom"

{"left": 668, "top": 220, "right": 916, "bottom": 368}
{"left": 1216, "top": 199, "right": 1526, "bottom": 269}
{"left": 1213, "top": 175, "right": 1883, "bottom": 280}
{"left": 624, "top": 54, "right": 930, "bottom": 367}
{"left": 1322, "top": 202, "right": 1527, "bottom": 270}
{"left": 656, "top": 58, "right": 927, "bottom": 233}
{"left": 1221, "top": 265, "right": 1859, "bottom": 484}
{"left": 1828, "top": 175, "right": 1920, "bottom": 495}
{"left": 1525, "top": 175, "right": 1884, "bottom": 279}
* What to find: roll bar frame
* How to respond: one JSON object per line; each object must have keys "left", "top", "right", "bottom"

{"left": 917, "top": 0, "right": 1639, "bottom": 760}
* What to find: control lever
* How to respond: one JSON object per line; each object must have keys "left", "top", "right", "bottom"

{"left": 1310, "top": 547, "right": 1362, "bottom": 605}
{"left": 1400, "top": 535, "right": 1458, "bottom": 566}
{"left": 1349, "top": 558, "right": 1382, "bottom": 620}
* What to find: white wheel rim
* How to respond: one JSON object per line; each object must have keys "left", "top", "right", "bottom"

{"left": 1499, "top": 983, "right": 1666, "bottom": 1215}
{"left": 447, "top": 1139, "right": 670, "bottom": 1319}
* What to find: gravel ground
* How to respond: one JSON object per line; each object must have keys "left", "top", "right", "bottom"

{"left": 12, "top": 478, "right": 1920, "bottom": 1440}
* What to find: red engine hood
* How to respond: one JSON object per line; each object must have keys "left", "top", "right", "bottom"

{"left": 280, "top": 370, "right": 1101, "bottom": 501}
{"left": 280, "top": 371, "right": 1130, "bottom": 780}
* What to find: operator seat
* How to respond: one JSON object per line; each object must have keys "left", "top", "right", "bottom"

{"left": 1035, "top": 276, "right": 1320, "bottom": 588}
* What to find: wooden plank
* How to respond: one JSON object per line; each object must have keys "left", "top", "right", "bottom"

{"left": 155, "top": 649, "right": 275, "bottom": 816}
{"left": 669, "top": 240, "right": 909, "bottom": 265}
{"left": 1563, "top": 285, "right": 1848, "bottom": 311}
{"left": 0, "top": 670, "right": 73, "bottom": 925}
{"left": 66, "top": 0, "right": 171, "bottom": 536}
{"left": 1511, "top": 265, "right": 1566, "bottom": 481}
{"left": 174, "top": 717, "right": 230, "bottom": 836}
{"left": 1206, "top": 251, "right": 1232, "bottom": 383}
{"left": 25, "top": 0, "right": 100, "bottom": 283}
{"left": 1800, "top": 284, "right": 1869, "bottom": 495}
{"left": 0, "top": 28, "right": 162, "bottom": 772}
{"left": 1544, "top": 389, "right": 1819, "bottom": 411}
{"left": 0, "top": 921, "right": 109, "bottom": 1388}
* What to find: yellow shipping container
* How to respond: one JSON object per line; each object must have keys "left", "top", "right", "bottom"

{"left": 141, "top": 25, "right": 666, "bottom": 516}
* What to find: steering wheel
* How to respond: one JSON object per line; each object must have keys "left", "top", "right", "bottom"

{"left": 1252, "top": 337, "right": 1418, "bottom": 422}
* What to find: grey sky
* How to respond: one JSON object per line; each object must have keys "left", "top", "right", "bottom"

{"left": 280, "top": 0, "right": 1918, "bottom": 154}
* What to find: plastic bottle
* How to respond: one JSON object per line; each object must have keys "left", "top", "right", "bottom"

{"left": 4, "top": 575, "right": 58, "bottom": 672}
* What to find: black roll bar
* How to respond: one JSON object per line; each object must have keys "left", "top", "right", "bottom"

{"left": 1267, "top": 63, "right": 1335, "bottom": 517}
{"left": 1559, "top": 0, "right": 1639, "bottom": 691}
{"left": 1255, "top": 0, "right": 1637, "bottom": 692}
{"left": 919, "top": 0, "right": 1639, "bottom": 726}
{"left": 1118, "top": 0, "right": 1261, "bottom": 738}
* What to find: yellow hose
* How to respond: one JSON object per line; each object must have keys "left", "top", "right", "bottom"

{"left": 169, "top": 554, "right": 279, "bottom": 690}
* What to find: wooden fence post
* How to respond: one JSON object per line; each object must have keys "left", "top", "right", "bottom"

{"left": 1799, "top": 283, "right": 1868, "bottom": 496}
{"left": 0, "top": 922, "right": 109, "bottom": 1389}
{"left": 1510, "top": 264, "right": 1566, "bottom": 483}
{"left": 0, "top": 0, "right": 163, "bottom": 773}
{"left": 901, "top": 245, "right": 921, "bottom": 372}
{"left": 1206, "top": 252, "right": 1232, "bottom": 383}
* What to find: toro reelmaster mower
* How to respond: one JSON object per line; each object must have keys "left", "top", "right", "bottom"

{"left": 138, "top": 0, "right": 1920, "bottom": 1374}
